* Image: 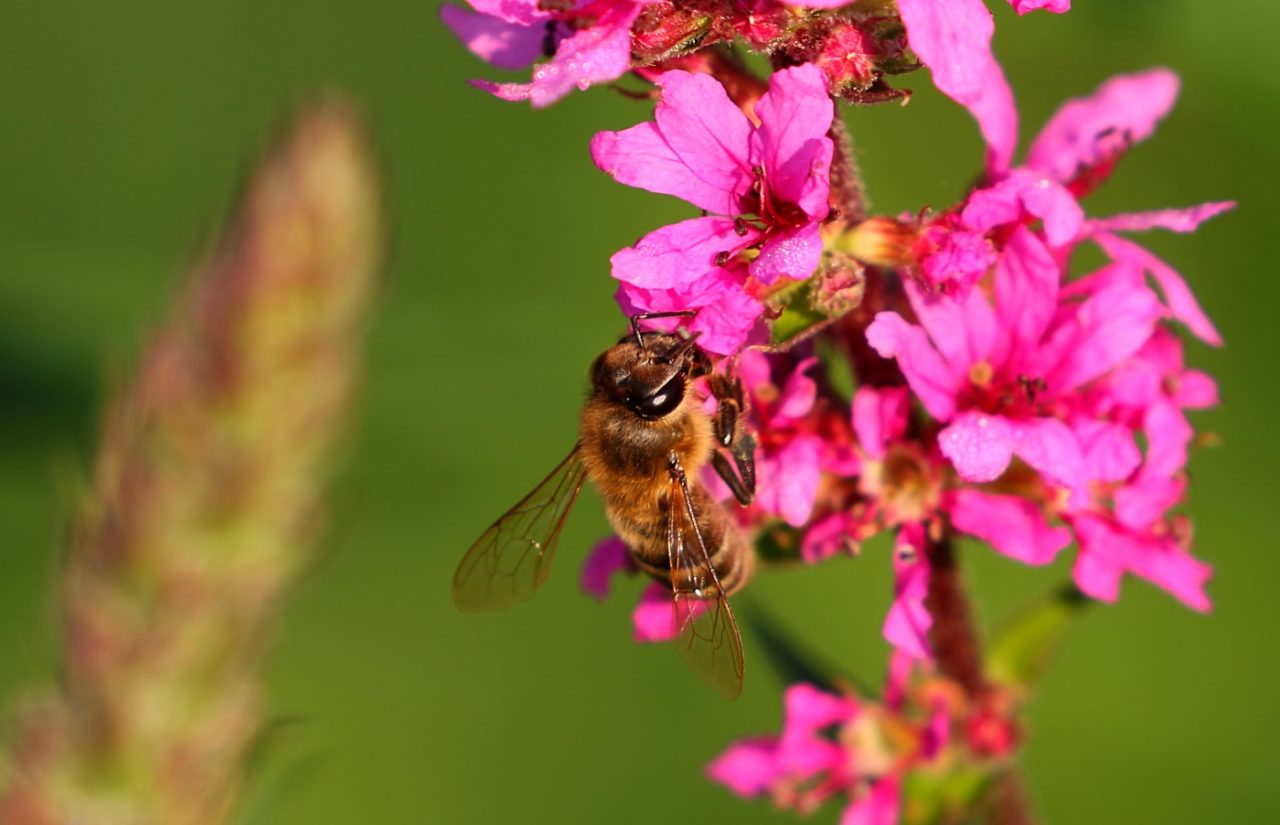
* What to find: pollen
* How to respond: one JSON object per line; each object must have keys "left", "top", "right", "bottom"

{"left": 968, "top": 361, "right": 994, "bottom": 387}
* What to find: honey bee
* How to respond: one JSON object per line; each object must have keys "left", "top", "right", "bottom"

{"left": 452, "top": 311, "right": 759, "bottom": 697}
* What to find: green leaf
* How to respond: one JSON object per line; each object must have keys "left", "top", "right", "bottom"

{"left": 986, "top": 583, "right": 1090, "bottom": 691}
{"left": 767, "top": 279, "right": 831, "bottom": 349}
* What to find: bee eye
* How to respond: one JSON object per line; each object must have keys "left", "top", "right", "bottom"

{"left": 633, "top": 372, "right": 685, "bottom": 419}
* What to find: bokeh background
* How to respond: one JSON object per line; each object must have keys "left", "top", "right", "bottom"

{"left": 1, "top": 1, "right": 1275, "bottom": 822}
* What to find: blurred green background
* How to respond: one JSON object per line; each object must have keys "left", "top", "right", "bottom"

{"left": 1, "top": 1, "right": 1275, "bottom": 822}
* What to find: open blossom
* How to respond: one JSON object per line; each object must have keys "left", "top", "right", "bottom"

{"left": 592, "top": 63, "right": 834, "bottom": 354}
{"left": 708, "top": 655, "right": 1013, "bottom": 824}
{"left": 441, "top": 0, "right": 650, "bottom": 107}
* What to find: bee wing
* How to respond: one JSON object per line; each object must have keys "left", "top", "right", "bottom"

{"left": 452, "top": 444, "right": 587, "bottom": 613}
{"left": 666, "top": 473, "right": 746, "bottom": 699}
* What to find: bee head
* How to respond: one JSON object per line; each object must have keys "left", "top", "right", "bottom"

{"left": 590, "top": 331, "right": 711, "bottom": 420}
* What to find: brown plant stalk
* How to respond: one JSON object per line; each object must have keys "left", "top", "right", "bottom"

{"left": 0, "top": 102, "right": 384, "bottom": 825}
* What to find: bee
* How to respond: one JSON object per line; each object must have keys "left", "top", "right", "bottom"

{"left": 452, "top": 311, "right": 759, "bottom": 697}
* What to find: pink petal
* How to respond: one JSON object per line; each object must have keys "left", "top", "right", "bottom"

{"left": 842, "top": 775, "right": 902, "bottom": 825}
{"left": 884, "top": 525, "right": 933, "bottom": 660}
{"left": 897, "top": 0, "right": 1016, "bottom": 173}
{"left": 1093, "top": 231, "right": 1222, "bottom": 346}
{"left": 1008, "top": 0, "right": 1070, "bottom": 12}
{"left": 865, "top": 312, "right": 961, "bottom": 421}
{"left": 527, "top": 3, "right": 639, "bottom": 107}
{"left": 992, "top": 227, "right": 1060, "bottom": 368}
{"left": 610, "top": 216, "right": 754, "bottom": 289}
{"left": 751, "top": 63, "right": 835, "bottom": 219}
{"left": 591, "top": 65, "right": 756, "bottom": 213}
{"left": 777, "top": 357, "right": 820, "bottom": 420}
{"left": 918, "top": 228, "right": 996, "bottom": 295}
{"left": 466, "top": 0, "right": 546, "bottom": 26}
{"left": 947, "top": 489, "right": 1070, "bottom": 565}
{"left": 784, "top": 682, "right": 858, "bottom": 730}
{"left": 1071, "top": 516, "right": 1125, "bottom": 603}
{"left": 1174, "top": 369, "right": 1219, "bottom": 409}
{"left": 1010, "top": 416, "right": 1085, "bottom": 488}
{"left": 616, "top": 269, "right": 764, "bottom": 356}
{"left": 1140, "top": 401, "right": 1193, "bottom": 479}
{"left": 1074, "top": 419, "right": 1141, "bottom": 483}
{"left": 904, "top": 279, "right": 997, "bottom": 374}
{"left": 757, "top": 436, "right": 823, "bottom": 527}
{"left": 1088, "top": 201, "right": 1236, "bottom": 234}
{"left": 1114, "top": 476, "right": 1183, "bottom": 531}
{"left": 939, "top": 411, "right": 1015, "bottom": 482}
{"left": 750, "top": 222, "right": 824, "bottom": 285}
{"left": 801, "top": 512, "right": 855, "bottom": 563}
{"left": 632, "top": 582, "right": 682, "bottom": 641}
{"left": 441, "top": 4, "right": 546, "bottom": 70}
{"left": 470, "top": 78, "right": 534, "bottom": 102}
{"left": 852, "top": 386, "right": 910, "bottom": 460}
{"left": 1027, "top": 68, "right": 1180, "bottom": 184}
{"left": 1041, "top": 280, "right": 1164, "bottom": 393}
{"left": 707, "top": 738, "right": 779, "bottom": 797}
{"left": 581, "top": 535, "right": 632, "bottom": 599}
{"left": 1128, "top": 538, "right": 1212, "bottom": 613}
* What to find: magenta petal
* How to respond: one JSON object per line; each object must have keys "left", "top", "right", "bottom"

{"left": 652, "top": 70, "right": 754, "bottom": 212}
{"left": 470, "top": 77, "right": 533, "bottom": 101}
{"left": 581, "top": 535, "right": 632, "bottom": 599}
{"left": 904, "top": 279, "right": 996, "bottom": 373}
{"left": 884, "top": 525, "right": 933, "bottom": 660}
{"left": 1010, "top": 416, "right": 1085, "bottom": 488}
{"left": 750, "top": 222, "right": 823, "bottom": 285}
{"left": 852, "top": 386, "right": 910, "bottom": 460}
{"left": 939, "top": 412, "right": 1016, "bottom": 482}
{"left": 777, "top": 358, "right": 820, "bottom": 420}
{"left": 610, "top": 216, "right": 752, "bottom": 288}
{"left": 1141, "top": 400, "right": 1193, "bottom": 479}
{"left": 615, "top": 269, "right": 765, "bottom": 356}
{"left": 466, "top": 0, "right": 547, "bottom": 26}
{"left": 1074, "top": 419, "right": 1141, "bottom": 483}
{"left": 993, "top": 227, "right": 1060, "bottom": 368}
{"left": 441, "top": 5, "right": 545, "bottom": 70}
{"left": 1089, "top": 201, "right": 1236, "bottom": 234}
{"left": 1174, "top": 369, "right": 1219, "bottom": 409}
{"left": 1114, "top": 476, "right": 1183, "bottom": 531}
{"left": 1071, "top": 524, "right": 1124, "bottom": 603}
{"left": 1008, "top": 0, "right": 1070, "bottom": 12}
{"left": 592, "top": 123, "right": 739, "bottom": 216}
{"left": 527, "top": 4, "right": 638, "bottom": 107}
{"left": 1027, "top": 68, "right": 1180, "bottom": 183}
{"left": 784, "top": 683, "right": 857, "bottom": 730}
{"left": 751, "top": 63, "right": 835, "bottom": 219}
{"left": 865, "top": 313, "right": 960, "bottom": 421}
{"left": 707, "top": 738, "right": 779, "bottom": 797}
{"left": 841, "top": 774, "right": 902, "bottom": 825}
{"left": 632, "top": 582, "right": 682, "bottom": 641}
{"left": 1042, "top": 281, "right": 1164, "bottom": 393}
{"left": 1093, "top": 231, "right": 1222, "bottom": 346}
{"left": 1129, "top": 538, "right": 1212, "bottom": 612}
{"left": 948, "top": 489, "right": 1070, "bottom": 565}
{"left": 758, "top": 436, "right": 823, "bottom": 527}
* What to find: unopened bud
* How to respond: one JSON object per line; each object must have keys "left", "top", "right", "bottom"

{"left": 837, "top": 217, "right": 917, "bottom": 267}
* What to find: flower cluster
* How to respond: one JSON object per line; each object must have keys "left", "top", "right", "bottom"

{"left": 444, "top": 0, "right": 1225, "bottom": 821}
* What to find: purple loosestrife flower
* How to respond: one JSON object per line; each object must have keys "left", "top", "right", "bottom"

{"left": 592, "top": 64, "right": 834, "bottom": 354}
{"left": 441, "top": 0, "right": 651, "bottom": 107}
{"left": 708, "top": 657, "right": 975, "bottom": 825}
{"left": 866, "top": 69, "right": 1228, "bottom": 609}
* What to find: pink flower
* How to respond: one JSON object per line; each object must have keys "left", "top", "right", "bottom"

{"left": 593, "top": 64, "right": 834, "bottom": 354}
{"left": 867, "top": 245, "right": 1163, "bottom": 489}
{"left": 441, "top": 0, "right": 649, "bottom": 108}
{"left": 709, "top": 658, "right": 971, "bottom": 823}
{"left": 1008, "top": 0, "right": 1070, "bottom": 13}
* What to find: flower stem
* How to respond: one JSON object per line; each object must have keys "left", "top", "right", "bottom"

{"left": 924, "top": 532, "right": 1037, "bottom": 825}
{"left": 827, "top": 115, "right": 868, "bottom": 224}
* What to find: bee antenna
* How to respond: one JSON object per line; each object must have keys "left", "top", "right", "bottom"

{"left": 629, "top": 310, "right": 698, "bottom": 348}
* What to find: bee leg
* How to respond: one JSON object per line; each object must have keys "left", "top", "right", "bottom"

{"left": 711, "top": 451, "right": 754, "bottom": 507}
{"left": 707, "top": 373, "right": 756, "bottom": 506}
